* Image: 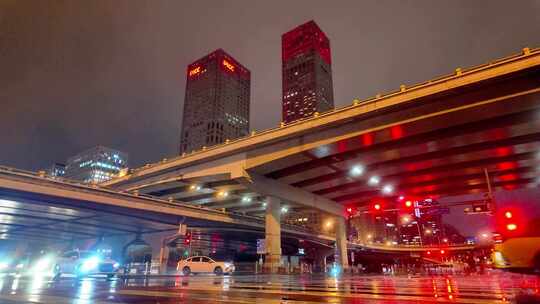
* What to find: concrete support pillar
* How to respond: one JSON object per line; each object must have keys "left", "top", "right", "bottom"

{"left": 336, "top": 217, "right": 349, "bottom": 270}
{"left": 264, "top": 196, "right": 281, "bottom": 273}
{"left": 159, "top": 237, "right": 171, "bottom": 274}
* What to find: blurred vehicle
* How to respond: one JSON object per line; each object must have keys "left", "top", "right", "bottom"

{"left": 53, "top": 250, "right": 120, "bottom": 279}
{"left": 177, "top": 256, "right": 234, "bottom": 275}
{"left": 0, "top": 257, "right": 27, "bottom": 274}
{"left": 492, "top": 213, "right": 540, "bottom": 273}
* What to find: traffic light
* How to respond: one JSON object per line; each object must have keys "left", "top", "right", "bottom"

{"left": 184, "top": 232, "right": 192, "bottom": 245}
{"left": 497, "top": 209, "right": 521, "bottom": 235}
{"left": 404, "top": 200, "right": 413, "bottom": 208}
{"left": 372, "top": 203, "right": 382, "bottom": 212}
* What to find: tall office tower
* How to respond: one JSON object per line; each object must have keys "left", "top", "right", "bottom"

{"left": 64, "top": 146, "right": 128, "bottom": 184}
{"left": 180, "top": 49, "right": 250, "bottom": 154}
{"left": 282, "top": 20, "right": 334, "bottom": 123}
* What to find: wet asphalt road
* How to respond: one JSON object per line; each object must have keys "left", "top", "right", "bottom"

{"left": 0, "top": 272, "right": 538, "bottom": 303}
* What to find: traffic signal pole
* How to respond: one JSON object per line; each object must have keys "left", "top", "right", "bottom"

{"left": 484, "top": 168, "right": 496, "bottom": 213}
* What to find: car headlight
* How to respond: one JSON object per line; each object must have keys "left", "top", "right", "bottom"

{"left": 34, "top": 257, "right": 52, "bottom": 272}
{"left": 113, "top": 262, "right": 120, "bottom": 268}
{"left": 224, "top": 262, "right": 232, "bottom": 268}
{"left": 493, "top": 251, "right": 509, "bottom": 266}
{"left": 80, "top": 256, "right": 100, "bottom": 272}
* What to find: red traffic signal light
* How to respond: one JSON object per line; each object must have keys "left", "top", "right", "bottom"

{"left": 373, "top": 203, "right": 382, "bottom": 211}
{"left": 497, "top": 208, "right": 522, "bottom": 235}
{"left": 506, "top": 223, "right": 517, "bottom": 231}
{"left": 404, "top": 200, "right": 413, "bottom": 208}
{"left": 184, "top": 232, "right": 192, "bottom": 245}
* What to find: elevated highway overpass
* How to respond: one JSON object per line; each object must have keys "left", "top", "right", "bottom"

{"left": 0, "top": 166, "right": 333, "bottom": 244}
{"left": 103, "top": 47, "right": 540, "bottom": 271}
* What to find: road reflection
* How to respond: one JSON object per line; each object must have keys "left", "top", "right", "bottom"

{"left": 0, "top": 272, "right": 537, "bottom": 303}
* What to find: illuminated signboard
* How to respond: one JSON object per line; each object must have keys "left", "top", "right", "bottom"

{"left": 189, "top": 66, "right": 201, "bottom": 77}
{"left": 222, "top": 59, "right": 235, "bottom": 72}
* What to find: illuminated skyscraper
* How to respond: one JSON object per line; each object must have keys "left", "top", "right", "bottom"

{"left": 64, "top": 146, "right": 128, "bottom": 183}
{"left": 282, "top": 20, "right": 334, "bottom": 123}
{"left": 180, "top": 49, "right": 250, "bottom": 153}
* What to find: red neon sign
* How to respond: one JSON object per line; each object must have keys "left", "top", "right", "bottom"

{"left": 189, "top": 66, "right": 201, "bottom": 77}
{"left": 222, "top": 59, "right": 235, "bottom": 72}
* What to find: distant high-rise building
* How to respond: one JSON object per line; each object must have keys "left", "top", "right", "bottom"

{"left": 64, "top": 146, "right": 128, "bottom": 184}
{"left": 45, "top": 163, "right": 66, "bottom": 178}
{"left": 282, "top": 20, "right": 334, "bottom": 123}
{"left": 180, "top": 49, "right": 250, "bottom": 154}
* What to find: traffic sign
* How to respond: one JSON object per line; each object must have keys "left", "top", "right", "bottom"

{"left": 256, "top": 239, "right": 265, "bottom": 254}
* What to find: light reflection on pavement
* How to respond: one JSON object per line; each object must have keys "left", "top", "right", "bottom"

{"left": 0, "top": 272, "right": 538, "bottom": 303}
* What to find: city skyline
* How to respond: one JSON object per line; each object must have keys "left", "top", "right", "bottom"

{"left": 1, "top": 1, "right": 540, "bottom": 171}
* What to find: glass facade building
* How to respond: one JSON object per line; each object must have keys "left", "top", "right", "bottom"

{"left": 282, "top": 20, "right": 334, "bottom": 123}
{"left": 64, "top": 146, "right": 128, "bottom": 184}
{"left": 180, "top": 49, "right": 251, "bottom": 154}
{"left": 45, "top": 162, "right": 66, "bottom": 178}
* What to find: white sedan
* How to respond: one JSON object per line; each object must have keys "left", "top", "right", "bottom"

{"left": 177, "top": 256, "right": 234, "bottom": 275}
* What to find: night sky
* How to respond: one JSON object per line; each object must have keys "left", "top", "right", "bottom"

{"left": 1, "top": 1, "right": 540, "bottom": 171}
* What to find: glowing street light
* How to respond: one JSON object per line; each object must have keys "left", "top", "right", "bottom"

{"left": 350, "top": 165, "right": 364, "bottom": 177}
{"left": 368, "top": 176, "right": 380, "bottom": 185}
{"left": 382, "top": 184, "right": 394, "bottom": 194}
{"left": 217, "top": 191, "right": 229, "bottom": 198}
{"left": 401, "top": 215, "right": 411, "bottom": 224}
{"left": 281, "top": 206, "right": 288, "bottom": 213}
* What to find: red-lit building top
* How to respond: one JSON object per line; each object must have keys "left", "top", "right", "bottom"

{"left": 282, "top": 21, "right": 334, "bottom": 123}
{"left": 282, "top": 20, "right": 331, "bottom": 65}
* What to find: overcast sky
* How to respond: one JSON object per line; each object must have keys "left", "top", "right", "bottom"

{"left": 1, "top": 0, "right": 540, "bottom": 170}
